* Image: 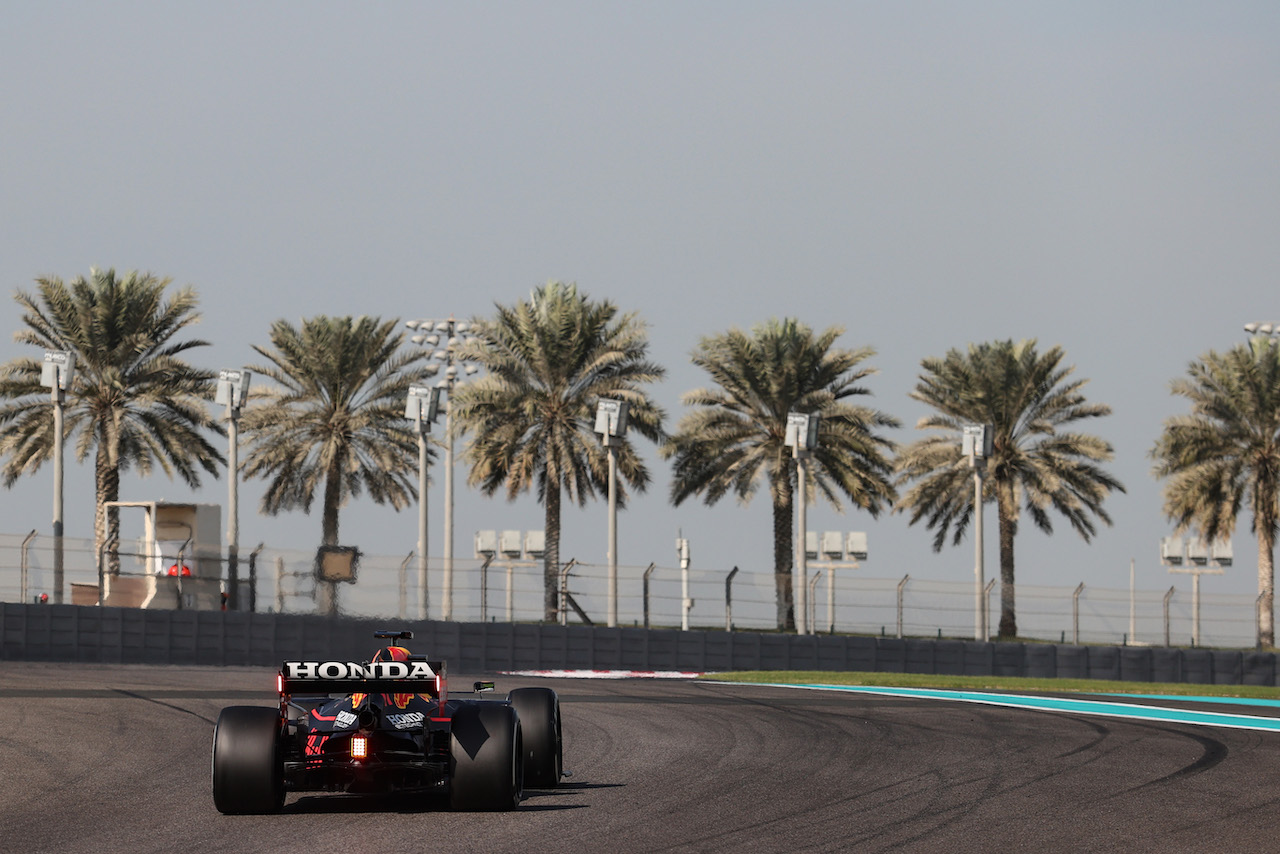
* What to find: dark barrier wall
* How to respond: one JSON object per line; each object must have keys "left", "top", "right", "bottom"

{"left": 3, "top": 602, "right": 1277, "bottom": 685}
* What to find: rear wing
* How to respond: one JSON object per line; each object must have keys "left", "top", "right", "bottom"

{"left": 278, "top": 659, "right": 446, "bottom": 697}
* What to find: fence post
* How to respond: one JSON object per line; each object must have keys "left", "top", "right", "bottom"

{"left": 398, "top": 552, "right": 413, "bottom": 620}
{"left": 20, "top": 529, "right": 36, "bottom": 604}
{"left": 643, "top": 562, "right": 656, "bottom": 629}
{"left": 725, "top": 565, "right": 739, "bottom": 631}
{"left": 983, "top": 578, "right": 996, "bottom": 642}
{"left": 506, "top": 561, "right": 515, "bottom": 624}
{"left": 897, "top": 574, "right": 910, "bottom": 639}
{"left": 275, "top": 556, "right": 285, "bottom": 613}
{"left": 1073, "top": 582, "right": 1085, "bottom": 645}
{"left": 479, "top": 554, "right": 493, "bottom": 622}
{"left": 808, "top": 571, "right": 820, "bottom": 636}
{"left": 559, "top": 559, "right": 577, "bottom": 626}
{"left": 1163, "top": 585, "right": 1175, "bottom": 648}
{"left": 248, "top": 543, "right": 263, "bottom": 612}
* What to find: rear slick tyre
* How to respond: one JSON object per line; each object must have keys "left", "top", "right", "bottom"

{"left": 212, "top": 706, "right": 285, "bottom": 814}
{"left": 508, "top": 687, "right": 562, "bottom": 787}
{"left": 450, "top": 703, "right": 523, "bottom": 811}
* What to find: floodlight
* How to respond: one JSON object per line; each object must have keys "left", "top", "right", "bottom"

{"left": 215, "top": 369, "right": 251, "bottom": 409}
{"left": 594, "top": 399, "right": 630, "bottom": 437}
{"left": 785, "top": 413, "right": 820, "bottom": 451}
{"left": 1187, "top": 537, "right": 1209, "bottom": 566}
{"left": 405, "top": 385, "right": 440, "bottom": 423}
{"left": 41, "top": 350, "right": 76, "bottom": 390}
{"left": 500, "top": 530, "right": 522, "bottom": 558}
{"left": 474, "top": 530, "right": 497, "bottom": 557}
{"left": 963, "top": 424, "right": 994, "bottom": 458}
{"left": 524, "top": 530, "right": 545, "bottom": 559}
{"left": 821, "top": 531, "right": 843, "bottom": 559}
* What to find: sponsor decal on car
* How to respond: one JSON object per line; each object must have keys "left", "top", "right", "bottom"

{"left": 335, "top": 710, "right": 358, "bottom": 729}
{"left": 305, "top": 734, "right": 329, "bottom": 756}
{"left": 385, "top": 712, "right": 425, "bottom": 730}
{"left": 284, "top": 661, "right": 437, "bottom": 680}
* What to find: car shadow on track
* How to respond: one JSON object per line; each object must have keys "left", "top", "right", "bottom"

{"left": 282, "top": 783, "right": 618, "bottom": 814}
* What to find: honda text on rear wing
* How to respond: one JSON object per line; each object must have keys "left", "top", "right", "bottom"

{"left": 277, "top": 659, "right": 446, "bottom": 698}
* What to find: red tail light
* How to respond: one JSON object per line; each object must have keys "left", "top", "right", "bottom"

{"left": 351, "top": 734, "right": 369, "bottom": 760}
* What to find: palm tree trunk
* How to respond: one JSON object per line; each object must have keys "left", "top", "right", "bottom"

{"left": 544, "top": 483, "right": 561, "bottom": 622}
{"left": 997, "top": 482, "right": 1018, "bottom": 639}
{"left": 773, "top": 468, "right": 795, "bottom": 632}
{"left": 1259, "top": 523, "right": 1275, "bottom": 648}
{"left": 94, "top": 447, "right": 121, "bottom": 576}
{"left": 318, "top": 468, "right": 341, "bottom": 616}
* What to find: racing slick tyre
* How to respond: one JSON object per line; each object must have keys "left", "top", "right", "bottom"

{"left": 450, "top": 702, "right": 523, "bottom": 811}
{"left": 212, "top": 706, "right": 285, "bottom": 814}
{"left": 508, "top": 687, "right": 562, "bottom": 787}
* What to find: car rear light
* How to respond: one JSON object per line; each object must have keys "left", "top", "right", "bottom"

{"left": 351, "top": 734, "right": 369, "bottom": 760}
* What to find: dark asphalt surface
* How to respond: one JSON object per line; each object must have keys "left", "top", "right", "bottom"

{"left": 4, "top": 663, "right": 1280, "bottom": 853}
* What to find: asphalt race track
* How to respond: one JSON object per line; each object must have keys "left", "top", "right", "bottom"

{"left": 4, "top": 663, "right": 1280, "bottom": 853}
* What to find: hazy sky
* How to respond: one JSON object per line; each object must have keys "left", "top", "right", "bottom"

{"left": 3, "top": 2, "right": 1279, "bottom": 602}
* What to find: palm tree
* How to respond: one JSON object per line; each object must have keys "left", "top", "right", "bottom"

{"left": 894, "top": 339, "right": 1124, "bottom": 639}
{"left": 239, "top": 315, "right": 434, "bottom": 555}
{"left": 0, "top": 268, "right": 224, "bottom": 583}
{"left": 662, "top": 319, "right": 899, "bottom": 632}
{"left": 450, "top": 282, "right": 666, "bottom": 622}
{"left": 1151, "top": 337, "right": 1280, "bottom": 647}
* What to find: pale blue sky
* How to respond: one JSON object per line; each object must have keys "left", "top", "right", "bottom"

{"left": 3, "top": 2, "right": 1279, "bottom": 602}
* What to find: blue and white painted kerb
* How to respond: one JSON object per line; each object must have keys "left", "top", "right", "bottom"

{"left": 756, "top": 683, "right": 1280, "bottom": 733}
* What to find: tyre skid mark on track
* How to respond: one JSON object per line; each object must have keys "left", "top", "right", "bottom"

{"left": 1055, "top": 717, "right": 1110, "bottom": 759}
{"left": 1117, "top": 723, "right": 1229, "bottom": 793}
{"left": 112, "top": 689, "right": 219, "bottom": 726}
{"left": 693, "top": 684, "right": 1248, "bottom": 853}
{"left": 650, "top": 685, "right": 996, "bottom": 853}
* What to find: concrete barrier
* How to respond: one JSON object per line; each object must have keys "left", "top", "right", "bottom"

{"left": 1, "top": 602, "right": 1273, "bottom": 684}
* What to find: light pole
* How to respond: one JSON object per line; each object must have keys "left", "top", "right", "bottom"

{"left": 406, "top": 317, "right": 480, "bottom": 621}
{"left": 595, "top": 399, "right": 629, "bottom": 627}
{"left": 676, "top": 534, "right": 691, "bottom": 631}
{"left": 41, "top": 350, "right": 75, "bottom": 604}
{"left": 405, "top": 384, "right": 440, "bottom": 620}
{"left": 216, "top": 369, "right": 250, "bottom": 610}
{"left": 785, "top": 412, "right": 820, "bottom": 635}
{"left": 963, "top": 424, "right": 992, "bottom": 640}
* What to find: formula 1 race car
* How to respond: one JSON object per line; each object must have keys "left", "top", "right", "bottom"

{"left": 212, "top": 630, "right": 563, "bottom": 813}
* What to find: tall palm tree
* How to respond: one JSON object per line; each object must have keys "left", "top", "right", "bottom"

{"left": 1151, "top": 337, "right": 1280, "bottom": 647}
{"left": 239, "top": 316, "right": 434, "bottom": 554}
{"left": 0, "top": 268, "right": 224, "bottom": 580}
{"left": 662, "top": 319, "right": 899, "bottom": 632}
{"left": 894, "top": 339, "right": 1124, "bottom": 639}
{"left": 450, "top": 282, "right": 666, "bottom": 622}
